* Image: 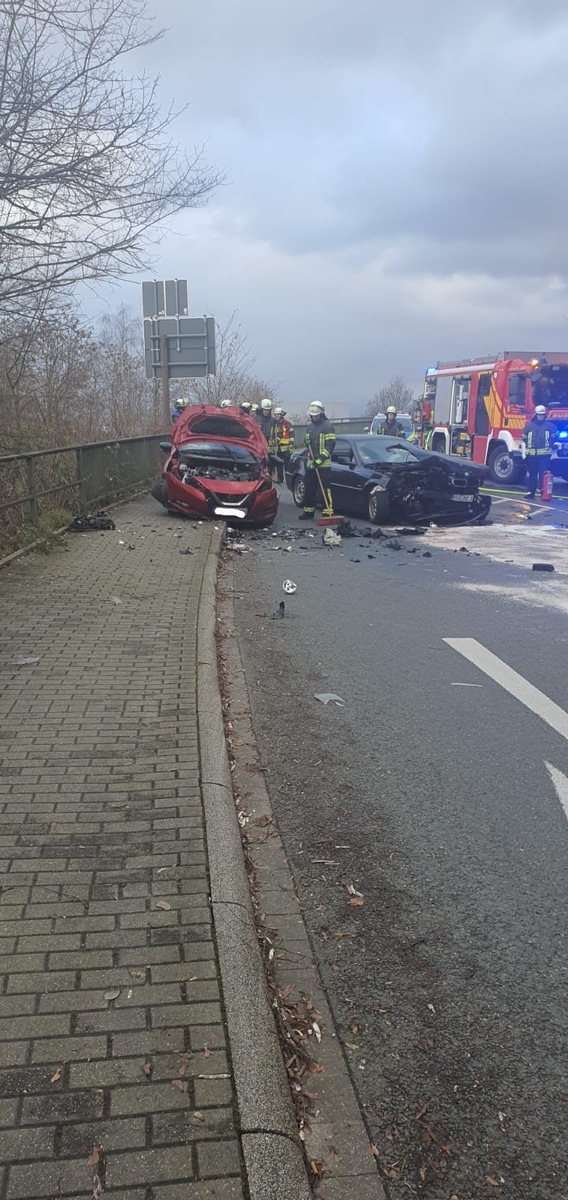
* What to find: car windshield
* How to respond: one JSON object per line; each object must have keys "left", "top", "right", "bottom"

{"left": 356, "top": 437, "right": 419, "bottom": 465}
{"left": 370, "top": 413, "right": 413, "bottom": 434}
{"left": 178, "top": 441, "right": 260, "bottom": 463}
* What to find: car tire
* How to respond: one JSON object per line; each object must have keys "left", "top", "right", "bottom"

{"left": 150, "top": 479, "right": 168, "bottom": 507}
{"left": 368, "top": 489, "right": 390, "bottom": 524}
{"left": 488, "top": 447, "right": 518, "bottom": 484}
{"left": 292, "top": 476, "right": 305, "bottom": 507}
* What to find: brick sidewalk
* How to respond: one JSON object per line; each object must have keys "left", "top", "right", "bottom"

{"left": 0, "top": 499, "right": 244, "bottom": 1200}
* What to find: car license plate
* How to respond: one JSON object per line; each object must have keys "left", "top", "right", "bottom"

{"left": 213, "top": 506, "right": 246, "bottom": 518}
{"left": 451, "top": 493, "right": 474, "bottom": 502}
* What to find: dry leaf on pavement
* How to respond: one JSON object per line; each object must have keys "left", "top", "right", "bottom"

{"left": 155, "top": 900, "right": 172, "bottom": 911}
{"left": 92, "top": 1173, "right": 103, "bottom": 1200}
{"left": 50, "top": 1067, "right": 62, "bottom": 1083}
{"left": 203, "top": 1046, "right": 211, "bottom": 1058}
{"left": 347, "top": 884, "right": 363, "bottom": 897}
{"left": 348, "top": 897, "right": 364, "bottom": 907}
{"left": 86, "top": 1146, "right": 100, "bottom": 1167}
{"left": 171, "top": 1079, "right": 185, "bottom": 1091}
{"left": 103, "top": 989, "right": 120, "bottom": 1001}
{"left": 142, "top": 1060, "right": 153, "bottom": 1078}
{"left": 486, "top": 1178, "right": 500, "bottom": 1187}
{"left": 371, "top": 1144, "right": 380, "bottom": 1158}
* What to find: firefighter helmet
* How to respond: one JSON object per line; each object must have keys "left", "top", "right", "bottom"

{"left": 220, "top": 399, "right": 232, "bottom": 408}
{"left": 386, "top": 406, "right": 397, "bottom": 415}
{"left": 534, "top": 405, "right": 547, "bottom": 415}
{"left": 308, "top": 401, "right": 324, "bottom": 417}
{"left": 261, "top": 398, "right": 273, "bottom": 411}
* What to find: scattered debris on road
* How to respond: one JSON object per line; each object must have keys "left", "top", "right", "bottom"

{"left": 14, "top": 655, "right": 40, "bottom": 666}
{"left": 67, "top": 511, "right": 116, "bottom": 532}
{"left": 314, "top": 693, "right": 346, "bottom": 706}
{"left": 282, "top": 579, "right": 297, "bottom": 593}
{"left": 323, "top": 528, "right": 342, "bottom": 547}
{"left": 272, "top": 601, "right": 285, "bottom": 620}
{"left": 532, "top": 562, "right": 555, "bottom": 572}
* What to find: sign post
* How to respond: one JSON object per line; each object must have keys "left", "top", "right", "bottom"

{"left": 142, "top": 280, "right": 216, "bottom": 426}
{"left": 159, "top": 335, "right": 170, "bottom": 428}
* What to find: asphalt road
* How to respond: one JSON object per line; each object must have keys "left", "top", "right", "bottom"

{"left": 229, "top": 487, "right": 568, "bottom": 1200}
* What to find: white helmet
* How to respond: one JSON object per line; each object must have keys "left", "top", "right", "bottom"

{"left": 308, "top": 401, "right": 324, "bottom": 418}
{"left": 386, "top": 406, "right": 397, "bottom": 416}
{"left": 534, "top": 404, "right": 547, "bottom": 415}
{"left": 261, "top": 398, "right": 273, "bottom": 412}
{"left": 274, "top": 406, "right": 285, "bottom": 417}
{"left": 240, "top": 400, "right": 252, "bottom": 412}
{"left": 176, "top": 398, "right": 189, "bottom": 409}
{"left": 220, "top": 399, "right": 232, "bottom": 409}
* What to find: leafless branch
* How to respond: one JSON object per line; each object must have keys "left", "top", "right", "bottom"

{"left": 0, "top": 0, "right": 221, "bottom": 316}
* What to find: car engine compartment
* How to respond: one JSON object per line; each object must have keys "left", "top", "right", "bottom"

{"left": 177, "top": 453, "right": 263, "bottom": 484}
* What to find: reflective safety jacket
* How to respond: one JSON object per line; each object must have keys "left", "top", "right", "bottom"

{"left": 378, "top": 420, "right": 405, "bottom": 438}
{"left": 270, "top": 417, "right": 294, "bottom": 454}
{"left": 522, "top": 418, "right": 557, "bottom": 456}
{"left": 304, "top": 416, "right": 336, "bottom": 467}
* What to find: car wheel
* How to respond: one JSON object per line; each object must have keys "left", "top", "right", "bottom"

{"left": 368, "top": 489, "right": 390, "bottom": 524}
{"left": 150, "top": 479, "right": 168, "bottom": 507}
{"left": 488, "top": 447, "right": 517, "bottom": 484}
{"left": 292, "top": 476, "right": 305, "bottom": 507}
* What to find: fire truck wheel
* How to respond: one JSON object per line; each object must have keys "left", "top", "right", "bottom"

{"left": 488, "top": 447, "right": 518, "bottom": 484}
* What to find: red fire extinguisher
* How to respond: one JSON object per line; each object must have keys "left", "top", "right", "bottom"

{"left": 541, "top": 470, "right": 554, "bottom": 501}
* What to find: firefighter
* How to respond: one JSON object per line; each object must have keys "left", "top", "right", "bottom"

{"left": 171, "top": 398, "right": 189, "bottom": 423}
{"left": 522, "top": 405, "right": 558, "bottom": 498}
{"left": 270, "top": 407, "right": 294, "bottom": 483}
{"left": 378, "top": 406, "right": 405, "bottom": 438}
{"left": 240, "top": 400, "right": 253, "bottom": 415}
{"left": 256, "top": 398, "right": 274, "bottom": 442}
{"left": 299, "top": 401, "right": 336, "bottom": 520}
{"left": 220, "top": 399, "right": 232, "bottom": 409}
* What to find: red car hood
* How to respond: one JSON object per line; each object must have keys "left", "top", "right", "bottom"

{"left": 172, "top": 404, "right": 267, "bottom": 458}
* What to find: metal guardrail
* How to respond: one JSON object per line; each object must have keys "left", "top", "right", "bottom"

{"left": 0, "top": 435, "right": 165, "bottom": 557}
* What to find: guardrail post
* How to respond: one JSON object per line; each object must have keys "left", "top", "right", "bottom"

{"left": 76, "top": 447, "right": 87, "bottom": 514}
{"left": 25, "top": 457, "right": 39, "bottom": 526}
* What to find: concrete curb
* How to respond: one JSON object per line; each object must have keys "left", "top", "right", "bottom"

{"left": 196, "top": 531, "right": 313, "bottom": 1200}
{"left": 217, "top": 554, "right": 387, "bottom": 1200}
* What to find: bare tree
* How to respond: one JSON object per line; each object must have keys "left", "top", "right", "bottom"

{"left": 185, "top": 313, "right": 278, "bottom": 407}
{"left": 0, "top": 0, "right": 221, "bottom": 318}
{"left": 0, "top": 302, "right": 159, "bottom": 452}
{"left": 364, "top": 374, "right": 415, "bottom": 419}
{"left": 0, "top": 302, "right": 96, "bottom": 451}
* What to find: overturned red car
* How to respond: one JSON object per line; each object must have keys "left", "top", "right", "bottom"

{"left": 151, "top": 404, "right": 279, "bottom": 526}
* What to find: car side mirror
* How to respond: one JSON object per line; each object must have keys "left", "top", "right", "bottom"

{"left": 159, "top": 441, "right": 172, "bottom": 452}
{"left": 348, "top": 460, "right": 356, "bottom": 469}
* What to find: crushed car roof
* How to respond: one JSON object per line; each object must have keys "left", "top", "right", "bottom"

{"left": 171, "top": 404, "right": 267, "bottom": 457}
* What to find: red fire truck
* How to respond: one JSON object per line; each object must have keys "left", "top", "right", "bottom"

{"left": 422, "top": 352, "right": 568, "bottom": 483}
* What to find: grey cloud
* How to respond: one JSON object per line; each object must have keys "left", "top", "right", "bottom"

{"left": 105, "top": 0, "right": 568, "bottom": 405}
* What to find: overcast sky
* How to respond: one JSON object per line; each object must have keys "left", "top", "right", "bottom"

{"left": 96, "top": 0, "right": 568, "bottom": 410}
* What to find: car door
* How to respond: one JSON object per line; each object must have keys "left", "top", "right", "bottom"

{"left": 330, "top": 438, "right": 366, "bottom": 511}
